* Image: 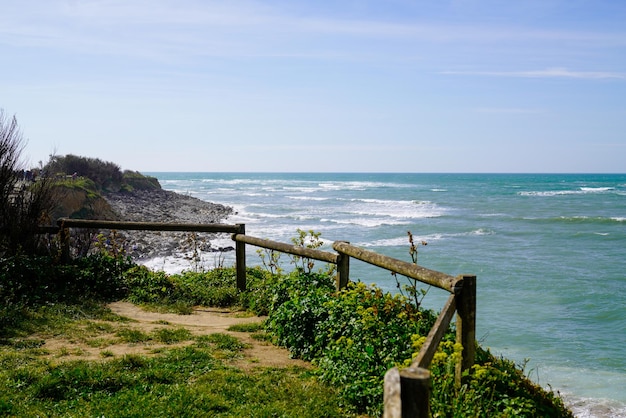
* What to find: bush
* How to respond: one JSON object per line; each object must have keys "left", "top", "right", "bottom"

{"left": 253, "top": 269, "right": 573, "bottom": 417}
{"left": 264, "top": 272, "right": 334, "bottom": 359}
{"left": 44, "top": 154, "right": 124, "bottom": 192}
{"left": 124, "top": 266, "right": 241, "bottom": 308}
{"left": 0, "top": 110, "right": 57, "bottom": 255}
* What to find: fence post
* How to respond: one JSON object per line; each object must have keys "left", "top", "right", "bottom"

{"left": 455, "top": 274, "right": 476, "bottom": 385}
{"left": 384, "top": 366, "right": 431, "bottom": 418}
{"left": 235, "top": 224, "right": 246, "bottom": 291}
{"left": 57, "top": 219, "right": 70, "bottom": 263}
{"left": 335, "top": 243, "right": 350, "bottom": 291}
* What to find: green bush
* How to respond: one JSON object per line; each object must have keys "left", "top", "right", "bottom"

{"left": 124, "top": 265, "right": 175, "bottom": 304}
{"left": 0, "top": 254, "right": 132, "bottom": 306}
{"left": 254, "top": 269, "right": 572, "bottom": 417}
{"left": 124, "top": 266, "right": 241, "bottom": 308}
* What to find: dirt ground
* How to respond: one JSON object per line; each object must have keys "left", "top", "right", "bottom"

{"left": 41, "top": 301, "right": 311, "bottom": 371}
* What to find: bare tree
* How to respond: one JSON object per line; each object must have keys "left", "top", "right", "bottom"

{"left": 0, "top": 109, "right": 56, "bottom": 255}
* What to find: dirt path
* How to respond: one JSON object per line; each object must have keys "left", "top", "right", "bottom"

{"left": 42, "top": 302, "right": 311, "bottom": 371}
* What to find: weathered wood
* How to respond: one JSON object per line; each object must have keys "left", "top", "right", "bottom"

{"left": 56, "top": 218, "right": 241, "bottom": 233}
{"left": 333, "top": 241, "right": 459, "bottom": 291}
{"left": 59, "top": 223, "right": 70, "bottom": 263}
{"left": 455, "top": 275, "right": 476, "bottom": 385}
{"left": 36, "top": 226, "right": 61, "bottom": 234}
{"left": 335, "top": 242, "right": 350, "bottom": 290}
{"left": 414, "top": 293, "right": 457, "bottom": 369}
{"left": 233, "top": 233, "right": 338, "bottom": 264}
{"left": 383, "top": 367, "right": 402, "bottom": 418}
{"left": 235, "top": 224, "right": 246, "bottom": 291}
{"left": 400, "top": 367, "right": 431, "bottom": 418}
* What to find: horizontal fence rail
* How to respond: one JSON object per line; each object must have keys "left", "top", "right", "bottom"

{"left": 233, "top": 233, "right": 338, "bottom": 264}
{"left": 231, "top": 233, "right": 350, "bottom": 291}
{"left": 56, "top": 218, "right": 243, "bottom": 234}
{"left": 43, "top": 218, "right": 475, "bottom": 417}
{"left": 333, "top": 241, "right": 461, "bottom": 292}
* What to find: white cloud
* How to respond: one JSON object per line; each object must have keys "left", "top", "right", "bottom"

{"left": 443, "top": 68, "right": 626, "bottom": 80}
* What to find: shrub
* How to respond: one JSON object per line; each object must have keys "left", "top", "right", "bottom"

{"left": 124, "top": 266, "right": 242, "bottom": 308}
{"left": 256, "top": 269, "right": 572, "bottom": 417}
{"left": 44, "top": 154, "right": 124, "bottom": 192}
{"left": 0, "top": 110, "right": 57, "bottom": 255}
{"left": 124, "top": 265, "right": 175, "bottom": 304}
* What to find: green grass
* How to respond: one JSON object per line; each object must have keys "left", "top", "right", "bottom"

{"left": 1, "top": 255, "right": 574, "bottom": 417}
{"left": 0, "top": 302, "right": 356, "bottom": 418}
{"left": 227, "top": 322, "right": 264, "bottom": 333}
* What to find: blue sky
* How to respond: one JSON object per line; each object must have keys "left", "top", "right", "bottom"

{"left": 1, "top": 0, "right": 625, "bottom": 172}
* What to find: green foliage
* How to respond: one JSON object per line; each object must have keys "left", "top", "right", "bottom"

{"left": 0, "top": 254, "right": 132, "bottom": 307}
{"left": 255, "top": 268, "right": 572, "bottom": 417}
{"left": 200, "top": 333, "right": 248, "bottom": 351}
{"left": 44, "top": 154, "right": 124, "bottom": 193}
{"left": 152, "top": 327, "right": 192, "bottom": 344}
{"left": 43, "top": 155, "right": 161, "bottom": 194}
{"left": 124, "top": 266, "right": 240, "bottom": 308}
{"left": 256, "top": 247, "right": 283, "bottom": 276}
{"left": 0, "top": 343, "right": 353, "bottom": 417}
{"left": 124, "top": 265, "right": 176, "bottom": 304}
{"left": 121, "top": 170, "right": 161, "bottom": 191}
{"left": 264, "top": 276, "right": 440, "bottom": 415}
{"left": 54, "top": 176, "right": 99, "bottom": 197}
{"left": 392, "top": 230, "right": 431, "bottom": 308}
{"left": 227, "top": 322, "right": 264, "bottom": 333}
{"left": 265, "top": 271, "right": 335, "bottom": 359}
{"left": 289, "top": 228, "right": 324, "bottom": 273}
{"left": 1, "top": 110, "right": 57, "bottom": 255}
{"left": 238, "top": 266, "right": 281, "bottom": 316}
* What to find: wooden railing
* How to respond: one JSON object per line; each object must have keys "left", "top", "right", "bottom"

{"left": 51, "top": 218, "right": 475, "bottom": 417}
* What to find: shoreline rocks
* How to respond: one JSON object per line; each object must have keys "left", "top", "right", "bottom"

{"left": 102, "top": 189, "right": 234, "bottom": 261}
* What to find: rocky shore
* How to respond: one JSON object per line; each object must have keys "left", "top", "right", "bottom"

{"left": 103, "top": 189, "right": 234, "bottom": 262}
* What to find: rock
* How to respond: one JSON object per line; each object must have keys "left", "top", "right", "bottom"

{"left": 101, "top": 189, "right": 234, "bottom": 262}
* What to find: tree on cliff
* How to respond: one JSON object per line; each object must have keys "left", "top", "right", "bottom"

{"left": 0, "top": 109, "right": 56, "bottom": 255}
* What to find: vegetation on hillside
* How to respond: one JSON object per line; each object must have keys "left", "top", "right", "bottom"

{"left": 44, "top": 154, "right": 161, "bottom": 193}
{"left": 0, "top": 248, "right": 574, "bottom": 416}
{"left": 1, "top": 111, "right": 572, "bottom": 416}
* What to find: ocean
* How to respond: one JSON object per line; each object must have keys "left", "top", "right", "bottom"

{"left": 146, "top": 172, "right": 626, "bottom": 418}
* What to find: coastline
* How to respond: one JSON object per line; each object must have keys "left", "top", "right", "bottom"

{"left": 101, "top": 177, "right": 626, "bottom": 418}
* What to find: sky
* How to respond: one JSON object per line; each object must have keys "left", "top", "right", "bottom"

{"left": 1, "top": 0, "right": 625, "bottom": 173}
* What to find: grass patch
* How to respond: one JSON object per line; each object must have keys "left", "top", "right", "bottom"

{"left": 227, "top": 322, "right": 264, "bottom": 333}
{"left": 0, "top": 300, "right": 355, "bottom": 417}
{"left": 151, "top": 327, "right": 192, "bottom": 344}
{"left": 201, "top": 333, "right": 248, "bottom": 351}
{"left": 0, "top": 345, "right": 353, "bottom": 417}
{"left": 116, "top": 328, "right": 150, "bottom": 344}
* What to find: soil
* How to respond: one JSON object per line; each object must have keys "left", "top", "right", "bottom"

{"left": 41, "top": 301, "right": 311, "bottom": 371}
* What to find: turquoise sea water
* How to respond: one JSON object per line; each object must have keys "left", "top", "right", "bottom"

{"left": 148, "top": 172, "right": 626, "bottom": 417}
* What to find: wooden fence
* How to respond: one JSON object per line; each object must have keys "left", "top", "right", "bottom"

{"left": 51, "top": 218, "right": 476, "bottom": 417}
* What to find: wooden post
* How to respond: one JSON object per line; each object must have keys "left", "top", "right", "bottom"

{"left": 383, "top": 368, "right": 402, "bottom": 418}
{"left": 400, "top": 367, "right": 431, "bottom": 418}
{"left": 335, "top": 242, "right": 350, "bottom": 291}
{"left": 235, "top": 224, "right": 246, "bottom": 291}
{"left": 59, "top": 222, "right": 70, "bottom": 262}
{"left": 455, "top": 274, "right": 476, "bottom": 385}
{"left": 383, "top": 366, "right": 431, "bottom": 418}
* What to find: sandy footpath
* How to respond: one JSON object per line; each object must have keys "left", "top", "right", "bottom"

{"left": 41, "top": 301, "right": 310, "bottom": 371}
